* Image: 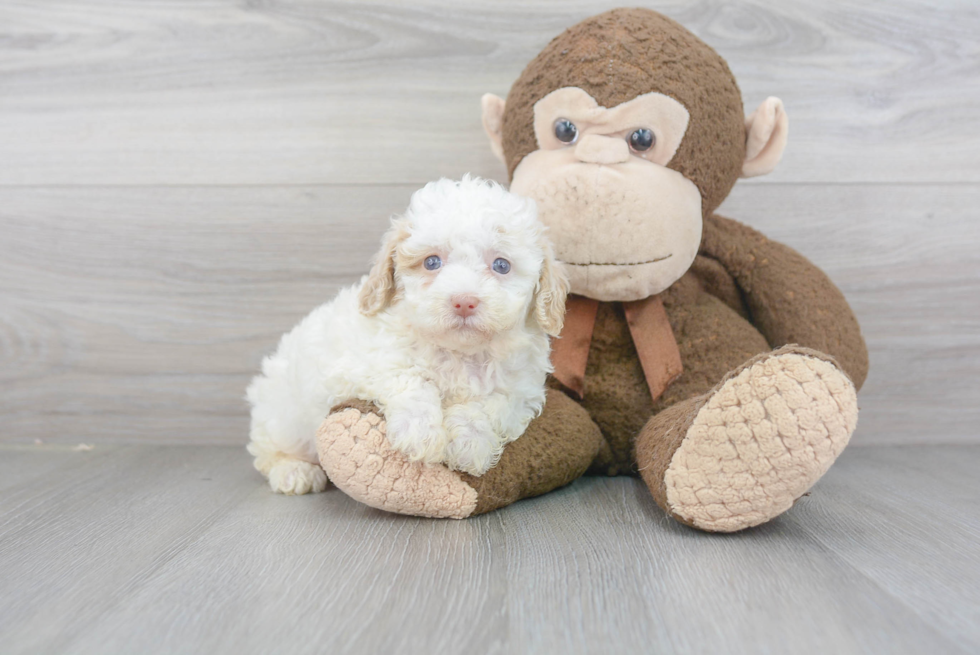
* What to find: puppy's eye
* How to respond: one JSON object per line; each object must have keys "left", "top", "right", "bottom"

{"left": 492, "top": 258, "right": 511, "bottom": 274}
{"left": 628, "top": 128, "right": 655, "bottom": 152}
{"left": 554, "top": 119, "right": 578, "bottom": 144}
{"left": 423, "top": 255, "right": 442, "bottom": 271}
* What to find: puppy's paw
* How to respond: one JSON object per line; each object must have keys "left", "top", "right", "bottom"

{"left": 385, "top": 405, "right": 448, "bottom": 464}
{"left": 444, "top": 416, "right": 501, "bottom": 477}
{"left": 267, "top": 458, "right": 329, "bottom": 495}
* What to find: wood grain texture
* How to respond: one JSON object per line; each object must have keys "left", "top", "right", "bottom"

{"left": 785, "top": 446, "right": 980, "bottom": 652}
{"left": 0, "top": 0, "right": 978, "bottom": 185}
{"left": 1, "top": 183, "right": 976, "bottom": 445}
{"left": 0, "top": 185, "right": 413, "bottom": 443}
{"left": 0, "top": 444, "right": 977, "bottom": 654}
{"left": 0, "top": 445, "right": 259, "bottom": 654}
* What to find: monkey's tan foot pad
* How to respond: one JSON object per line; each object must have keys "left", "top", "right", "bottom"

{"left": 315, "top": 404, "right": 478, "bottom": 519}
{"left": 665, "top": 349, "right": 858, "bottom": 532}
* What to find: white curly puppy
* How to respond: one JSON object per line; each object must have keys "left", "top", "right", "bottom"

{"left": 246, "top": 176, "right": 568, "bottom": 495}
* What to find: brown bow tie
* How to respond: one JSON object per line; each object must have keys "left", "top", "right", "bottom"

{"left": 550, "top": 294, "right": 683, "bottom": 403}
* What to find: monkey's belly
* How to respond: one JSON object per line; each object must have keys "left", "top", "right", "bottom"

{"left": 581, "top": 285, "right": 771, "bottom": 475}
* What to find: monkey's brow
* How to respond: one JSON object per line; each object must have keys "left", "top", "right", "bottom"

{"left": 563, "top": 254, "right": 672, "bottom": 267}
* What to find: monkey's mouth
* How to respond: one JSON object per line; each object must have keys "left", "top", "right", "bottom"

{"left": 562, "top": 254, "right": 672, "bottom": 267}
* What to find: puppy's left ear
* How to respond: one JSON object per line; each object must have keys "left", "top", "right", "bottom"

{"left": 533, "top": 239, "right": 569, "bottom": 337}
{"left": 359, "top": 220, "right": 407, "bottom": 316}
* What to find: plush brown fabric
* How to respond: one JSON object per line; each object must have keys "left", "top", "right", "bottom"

{"left": 329, "top": 398, "right": 381, "bottom": 417}
{"left": 700, "top": 213, "right": 869, "bottom": 389}
{"left": 501, "top": 8, "right": 746, "bottom": 216}
{"left": 688, "top": 254, "right": 750, "bottom": 321}
{"left": 580, "top": 301, "right": 652, "bottom": 475}
{"left": 581, "top": 266, "right": 774, "bottom": 476}
{"left": 460, "top": 389, "right": 604, "bottom": 515}
{"left": 634, "top": 393, "right": 706, "bottom": 528}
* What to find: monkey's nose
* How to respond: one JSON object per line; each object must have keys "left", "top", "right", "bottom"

{"left": 574, "top": 134, "right": 630, "bottom": 165}
{"left": 451, "top": 295, "right": 480, "bottom": 318}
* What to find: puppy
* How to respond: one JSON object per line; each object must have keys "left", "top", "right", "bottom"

{"left": 246, "top": 176, "right": 568, "bottom": 495}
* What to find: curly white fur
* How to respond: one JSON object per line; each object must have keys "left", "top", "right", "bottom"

{"left": 247, "top": 176, "right": 568, "bottom": 493}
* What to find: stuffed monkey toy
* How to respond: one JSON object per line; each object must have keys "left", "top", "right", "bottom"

{"left": 315, "top": 8, "right": 868, "bottom": 532}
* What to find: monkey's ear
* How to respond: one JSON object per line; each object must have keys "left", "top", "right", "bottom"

{"left": 741, "top": 97, "right": 789, "bottom": 178}
{"left": 533, "top": 239, "right": 570, "bottom": 337}
{"left": 358, "top": 221, "right": 406, "bottom": 316}
{"left": 481, "top": 93, "right": 507, "bottom": 164}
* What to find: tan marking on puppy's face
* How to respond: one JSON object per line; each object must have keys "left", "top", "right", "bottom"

{"left": 508, "top": 87, "right": 702, "bottom": 302}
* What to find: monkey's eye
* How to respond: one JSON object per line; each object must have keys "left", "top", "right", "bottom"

{"left": 492, "top": 258, "right": 511, "bottom": 274}
{"left": 554, "top": 119, "right": 578, "bottom": 144}
{"left": 629, "top": 128, "right": 655, "bottom": 152}
{"left": 424, "top": 255, "right": 442, "bottom": 271}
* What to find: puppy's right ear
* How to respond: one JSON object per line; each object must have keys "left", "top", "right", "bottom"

{"left": 359, "top": 221, "right": 406, "bottom": 316}
{"left": 533, "top": 238, "right": 570, "bottom": 337}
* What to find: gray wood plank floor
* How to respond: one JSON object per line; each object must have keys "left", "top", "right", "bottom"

{"left": 1, "top": 444, "right": 977, "bottom": 655}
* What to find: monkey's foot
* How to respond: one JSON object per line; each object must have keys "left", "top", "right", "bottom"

{"left": 316, "top": 400, "right": 479, "bottom": 519}
{"left": 637, "top": 346, "right": 858, "bottom": 533}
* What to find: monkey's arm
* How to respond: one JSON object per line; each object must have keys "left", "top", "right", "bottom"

{"left": 699, "top": 213, "right": 869, "bottom": 390}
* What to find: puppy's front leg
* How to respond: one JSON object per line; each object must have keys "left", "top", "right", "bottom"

{"left": 382, "top": 379, "right": 448, "bottom": 465}
{"left": 443, "top": 393, "right": 517, "bottom": 477}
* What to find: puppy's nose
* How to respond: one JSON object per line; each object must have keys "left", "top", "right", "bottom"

{"left": 451, "top": 295, "right": 480, "bottom": 318}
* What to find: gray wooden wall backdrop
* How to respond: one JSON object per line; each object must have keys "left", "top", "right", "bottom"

{"left": 1, "top": 0, "right": 977, "bottom": 446}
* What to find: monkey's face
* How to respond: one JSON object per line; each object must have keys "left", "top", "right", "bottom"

{"left": 506, "top": 87, "right": 702, "bottom": 302}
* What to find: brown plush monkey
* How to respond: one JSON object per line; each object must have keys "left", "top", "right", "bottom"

{"left": 316, "top": 8, "right": 868, "bottom": 532}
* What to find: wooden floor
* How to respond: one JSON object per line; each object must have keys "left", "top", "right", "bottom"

{"left": 0, "top": 443, "right": 977, "bottom": 654}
